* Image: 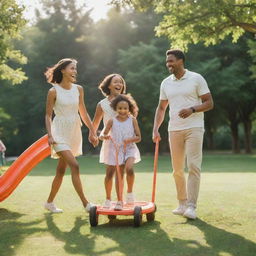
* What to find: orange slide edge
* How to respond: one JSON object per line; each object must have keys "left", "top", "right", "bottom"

{"left": 0, "top": 135, "right": 50, "bottom": 202}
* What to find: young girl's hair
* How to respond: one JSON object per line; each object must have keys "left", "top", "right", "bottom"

{"left": 111, "top": 94, "right": 139, "bottom": 117}
{"left": 44, "top": 58, "right": 77, "bottom": 84}
{"left": 98, "top": 74, "right": 126, "bottom": 96}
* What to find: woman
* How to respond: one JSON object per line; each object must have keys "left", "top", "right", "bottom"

{"left": 44, "top": 58, "right": 97, "bottom": 213}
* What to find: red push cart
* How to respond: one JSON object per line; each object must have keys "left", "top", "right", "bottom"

{"left": 89, "top": 138, "right": 159, "bottom": 227}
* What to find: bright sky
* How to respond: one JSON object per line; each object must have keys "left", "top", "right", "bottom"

{"left": 17, "top": 0, "right": 113, "bottom": 22}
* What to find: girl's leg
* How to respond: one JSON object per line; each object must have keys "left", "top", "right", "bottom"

{"left": 115, "top": 165, "right": 125, "bottom": 201}
{"left": 125, "top": 157, "right": 135, "bottom": 193}
{"left": 105, "top": 165, "right": 116, "bottom": 200}
{"left": 58, "top": 150, "right": 89, "bottom": 207}
{"left": 47, "top": 157, "right": 67, "bottom": 203}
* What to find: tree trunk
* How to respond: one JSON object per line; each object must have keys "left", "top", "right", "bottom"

{"left": 230, "top": 121, "right": 240, "bottom": 153}
{"left": 205, "top": 128, "right": 214, "bottom": 150}
{"left": 243, "top": 119, "right": 252, "bottom": 154}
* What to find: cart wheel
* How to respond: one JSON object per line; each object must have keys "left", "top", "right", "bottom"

{"left": 146, "top": 212, "right": 155, "bottom": 222}
{"left": 108, "top": 215, "right": 117, "bottom": 220}
{"left": 134, "top": 206, "right": 142, "bottom": 227}
{"left": 89, "top": 206, "right": 98, "bottom": 227}
{"left": 146, "top": 203, "right": 157, "bottom": 222}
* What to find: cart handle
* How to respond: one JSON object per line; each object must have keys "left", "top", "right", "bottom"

{"left": 151, "top": 138, "right": 159, "bottom": 203}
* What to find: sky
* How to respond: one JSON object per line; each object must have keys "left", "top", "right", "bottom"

{"left": 16, "top": 0, "right": 113, "bottom": 22}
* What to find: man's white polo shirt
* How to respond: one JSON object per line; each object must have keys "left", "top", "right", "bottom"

{"left": 160, "top": 69, "right": 210, "bottom": 131}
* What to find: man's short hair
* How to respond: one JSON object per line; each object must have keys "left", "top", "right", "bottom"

{"left": 166, "top": 49, "right": 185, "bottom": 63}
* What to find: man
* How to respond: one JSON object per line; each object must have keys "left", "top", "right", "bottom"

{"left": 152, "top": 49, "right": 213, "bottom": 219}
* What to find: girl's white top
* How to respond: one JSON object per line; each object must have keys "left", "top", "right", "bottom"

{"left": 51, "top": 84, "right": 82, "bottom": 159}
{"left": 100, "top": 116, "right": 141, "bottom": 165}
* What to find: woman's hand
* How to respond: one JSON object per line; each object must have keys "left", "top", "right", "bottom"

{"left": 48, "top": 135, "right": 56, "bottom": 146}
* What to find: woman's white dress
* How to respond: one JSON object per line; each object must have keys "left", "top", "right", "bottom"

{"left": 51, "top": 84, "right": 82, "bottom": 159}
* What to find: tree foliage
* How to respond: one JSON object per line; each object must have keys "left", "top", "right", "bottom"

{"left": 112, "top": 0, "right": 256, "bottom": 49}
{"left": 0, "top": 0, "right": 27, "bottom": 84}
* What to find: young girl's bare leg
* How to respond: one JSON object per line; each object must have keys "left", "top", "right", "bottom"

{"left": 114, "top": 165, "right": 125, "bottom": 210}
{"left": 125, "top": 157, "right": 136, "bottom": 203}
{"left": 104, "top": 165, "right": 115, "bottom": 200}
{"left": 125, "top": 157, "right": 135, "bottom": 193}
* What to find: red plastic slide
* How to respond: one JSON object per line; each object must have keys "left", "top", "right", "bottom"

{"left": 0, "top": 135, "right": 50, "bottom": 202}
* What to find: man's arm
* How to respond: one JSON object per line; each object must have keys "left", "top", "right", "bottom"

{"left": 178, "top": 93, "right": 214, "bottom": 119}
{"left": 152, "top": 99, "right": 169, "bottom": 142}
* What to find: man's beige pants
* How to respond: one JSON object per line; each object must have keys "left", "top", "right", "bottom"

{"left": 169, "top": 127, "right": 204, "bottom": 208}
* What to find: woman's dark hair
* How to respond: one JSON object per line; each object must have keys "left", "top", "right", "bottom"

{"left": 44, "top": 58, "right": 77, "bottom": 84}
{"left": 111, "top": 93, "right": 138, "bottom": 117}
{"left": 98, "top": 74, "right": 126, "bottom": 96}
{"left": 166, "top": 49, "right": 185, "bottom": 63}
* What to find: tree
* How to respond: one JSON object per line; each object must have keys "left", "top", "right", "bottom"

{"left": 118, "top": 39, "right": 170, "bottom": 152}
{"left": 111, "top": 0, "right": 256, "bottom": 49}
{"left": 0, "top": 0, "right": 27, "bottom": 84}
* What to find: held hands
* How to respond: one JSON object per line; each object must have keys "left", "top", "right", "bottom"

{"left": 88, "top": 132, "right": 99, "bottom": 147}
{"left": 178, "top": 108, "right": 193, "bottom": 119}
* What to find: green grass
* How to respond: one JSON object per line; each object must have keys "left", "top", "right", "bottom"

{"left": 1, "top": 154, "right": 256, "bottom": 256}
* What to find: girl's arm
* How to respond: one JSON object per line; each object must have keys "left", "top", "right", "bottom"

{"left": 77, "top": 86, "right": 97, "bottom": 144}
{"left": 45, "top": 88, "right": 56, "bottom": 145}
{"left": 124, "top": 117, "right": 141, "bottom": 145}
{"left": 99, "top": 119, "right": 113, "bottom": 140}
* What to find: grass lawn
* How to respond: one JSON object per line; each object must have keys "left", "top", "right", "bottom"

{"left": 0, "top": 153, "right": 256, "bottom": 256}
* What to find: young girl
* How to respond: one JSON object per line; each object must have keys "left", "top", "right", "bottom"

{"left": 101, "top": 94, "right": 141, "bottom": 210}
{"left": 44, "top": 58, "right": 97, "bottom": 213}
{"left": 90, "top": 74, "right": 137, "bottom": 208}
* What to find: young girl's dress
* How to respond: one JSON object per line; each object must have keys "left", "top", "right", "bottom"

{"left": 101, "top": 116, "right": 141, "bottom": 166}
{"left": 51, "top": 84, "right": 82, "bottom": 159}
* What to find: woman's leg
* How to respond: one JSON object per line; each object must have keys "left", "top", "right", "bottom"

{"left": 105, "top": 165, "right": 116, "bottom": 200}
{"left": 47, "top": 157, "right": 67, "bottom": 203}
{"left": 58, "top": 150, "right": 89, "bottom": 207}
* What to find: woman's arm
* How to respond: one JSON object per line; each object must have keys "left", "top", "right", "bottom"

{"left": 78, "top": 85, "right": 97, "bottom": 135}
{"left": 92, "top": 103, "right": 104, "bottom": 132}
{"left": 45, "top": 88, "right": 56, "bottom": 145}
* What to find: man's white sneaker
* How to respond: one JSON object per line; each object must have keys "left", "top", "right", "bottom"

{"left": 183, "top": 206, "right": 197, "bottom": 219}
{"left": 172, "top": 205, "right": 187, "bottom": 215}
{"left": 85, "top": 202, "right": 94, "bottom": 213}
{"left": 103, "top": 199, "right": 111, "bottom": 208}
{"left": 44, "top": 202, "right": 63, "bottom": 213}
{"left": 126, "top": 193, "right": 135, "bottom": 204}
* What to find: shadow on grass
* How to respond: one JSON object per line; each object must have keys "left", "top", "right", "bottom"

{"left": 44, "top": 213, "right": 256, "bottom": 256}
{"left": 90, "top": 219, "right": 211, "bottom": 256}
{"left": 45, "top": 214, "right": 97, "bottom": 255}
{"left": 0, "top": 208, "right": 45, "bottom": 256}
{"left": 187, "top": 218, "right": 256, "bottom": 256}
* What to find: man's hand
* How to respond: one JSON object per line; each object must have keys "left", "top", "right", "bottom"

{"left": 178, "top": 108, "right": 193, "bottom": 119}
